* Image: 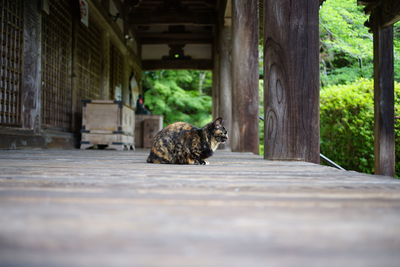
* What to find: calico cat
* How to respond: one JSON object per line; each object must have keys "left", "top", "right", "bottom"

{"left": 146, "top": 117, "right": 228, "bottom": 165}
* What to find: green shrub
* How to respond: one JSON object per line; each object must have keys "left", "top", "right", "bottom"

{"left": 320, "top": 79, "right": 400, "bottom": 176}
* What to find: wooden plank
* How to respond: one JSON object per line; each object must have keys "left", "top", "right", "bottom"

{"left": 231, "top": 0, "right": 259, "bottom": 154}
{"left": 0, "top": 149, "right": 400, "bottom": 266}
{"left": 373, "top": 24, "right": 395, "bottom": 177}
{"left": 263, "top": 0, "right": 320, "bottom": 163}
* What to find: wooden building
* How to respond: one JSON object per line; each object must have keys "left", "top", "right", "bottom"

{"left": 0, "top": 0, "right": 399, "bottom": 176}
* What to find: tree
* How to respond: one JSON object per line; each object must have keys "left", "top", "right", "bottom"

{"left": 319, "top": 0, "right": 400, "bottom": 86}
{"left": 142, "top": 70, "right": 212, "bottom": 127}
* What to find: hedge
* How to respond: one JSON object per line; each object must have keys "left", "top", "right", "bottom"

{"left": 320, "top": 78, "right": 400, "bottom": 176}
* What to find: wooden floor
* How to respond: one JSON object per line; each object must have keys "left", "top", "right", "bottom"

{"left": 0, "top": 149, "right": 400, "bottom": 267}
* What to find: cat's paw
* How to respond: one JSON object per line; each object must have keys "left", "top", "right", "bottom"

{"left": 198, "top": 159, "right": 209, "bottom": 165}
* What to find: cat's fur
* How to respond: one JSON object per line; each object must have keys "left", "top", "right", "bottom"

{"left": 146, "top": 117, "right": 228, "bottom": 165}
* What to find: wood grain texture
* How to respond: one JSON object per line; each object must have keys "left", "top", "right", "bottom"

{"left": 373, "top": 24, "right": 395, "bottom": 176}
{"left": 263, "top": 0, "right": 320, "bottom": 163}
{"left": 231, "top": 0, "right": 259, "bottom": 154}
{"left": 21, "top": 0, "right": 41, "bottom": 132}
{"left": 217, "top": 25, "right": 232, "bottom": 149}
{"left": 0, "top": 149, "right": 400, "bottom": 267}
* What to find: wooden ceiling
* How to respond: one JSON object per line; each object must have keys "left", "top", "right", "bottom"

{"left": 124, "top": 0, "right": 220, "bottom": 46}
{"left": 358, "top": 0, "right": 400, "bottom": 28}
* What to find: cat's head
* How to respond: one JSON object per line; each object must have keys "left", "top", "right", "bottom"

{"left": 206, "top": 117, "right": 228, "bottom": 144}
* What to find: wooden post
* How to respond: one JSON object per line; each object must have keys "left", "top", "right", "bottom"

{"left": 373, "top": 23, "right": 395, "bottom": 177}
{"left": 218, "top": 25, "right": 232, "bottom": 149}
{"left": 122, "top": 55, "right": 130, "bottom": 106}
{"left": 101, "top": 32, "right": 111, "bottom": 100}
{"left": 71, "top": 10, "right": 81, "bottom": 133}
{"left": 231, "top": 0, "right": 259, "bottom": 154}
{"left": 212, "top": 40, "right": 220, "bottom": 120}
{"left": 263, "top": 0, "right": 320, "bottom": 163}
{"left": 21, "top": 0, "right": 42, "bottom": 133}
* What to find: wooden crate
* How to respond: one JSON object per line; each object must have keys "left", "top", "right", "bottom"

{"left": 80, "top": 100, "right": 134, "bottom": 150}
{"left": 82, "top": 100, "right": 134, "bottom": 135}
{"left": 81, "top": 133, "right": 134, "bottom": 150}
{"left": 135, "top": 115, "right": 163, "bottom": 148}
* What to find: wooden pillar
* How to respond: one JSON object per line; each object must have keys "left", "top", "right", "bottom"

{"left": 218, "top": 25, "right": 232, "bottom": 149}
{"left": 231, "top": 0, "right": 259, "bottom": 154}
{"left": 21, "top": 0, "right": 42, "bottom": 133}
{"left": 101, "top": 32, "right": 111, "bottom": 100}
{"left": 373, "top": 23, "right": 395, "bottom": 177}
{"left": 122, "top": 55, "right": 131, "bottom": 106}
{"left": 71, "top": 11, "right": 81, "bottom": 132}
{"left": 263, "top": 0, "right": 320, "bottom": 163}
{"left": 212, "top": 41, "right": 220, "bottom": 120}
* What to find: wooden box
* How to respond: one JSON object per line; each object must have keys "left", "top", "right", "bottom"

{"left": 80, "top": 100, "right": 135, "bottom": 150}
{"left": 82, "top": 100, "right": 134, "bottom": 135}
{"left": 135, "top": 115, "right": 163, "bottom": 148}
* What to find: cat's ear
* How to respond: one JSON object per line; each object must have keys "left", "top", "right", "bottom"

{"left": 213, "top": 117, "right": 224, "bottom": 126}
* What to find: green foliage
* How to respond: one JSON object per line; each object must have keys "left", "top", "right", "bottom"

{"left": 320, "top": 0, "right": 373, "bottom": 58}
{"left": 143, "top": 70, "right": 212, "bottom": 127}
{"left": 319, "top": 0, "right": 400, "bottom": 86}
{"left": 320, "top": 79, "right": 400, "bottom": 176}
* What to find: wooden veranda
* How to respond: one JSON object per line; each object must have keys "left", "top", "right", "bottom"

{"left": 1, "top": 0, "right": 399, "bottom": 176}
{"left": 1, "top": 149, "right": 400, "bottom": 266}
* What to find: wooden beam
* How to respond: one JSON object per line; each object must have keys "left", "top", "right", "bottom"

{"left": 263, "top": 0, "right": 320, "bottom": 163}
{"left": 142, "top": 59, "right": 213, "bottom": 70}
{"left": 381, "top": 0, "right": 400, "bottom": 26}
{"left": 231, "top": 0, "right": 259, "bottom": 154}
{"left": 129, "top": 11, "right": 216, "bottom": 26}
{"left": 138, "top": 32, "right": 213, "bottom": 44}
{"left": 373, "top": 23, "right": 395, "bottom": 177}
{"left": 359, "top": 0, "right": 400, "bottom": 28}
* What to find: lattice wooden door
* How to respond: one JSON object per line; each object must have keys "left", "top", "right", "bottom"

{"left": 76, "top": 20, "right": 102, "bottom": 103}
{"left": 0, "top": 0, "right": 23, "bottom": 127}
{"left": 41, "top": 0, "right": 73, "bottom": 131}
